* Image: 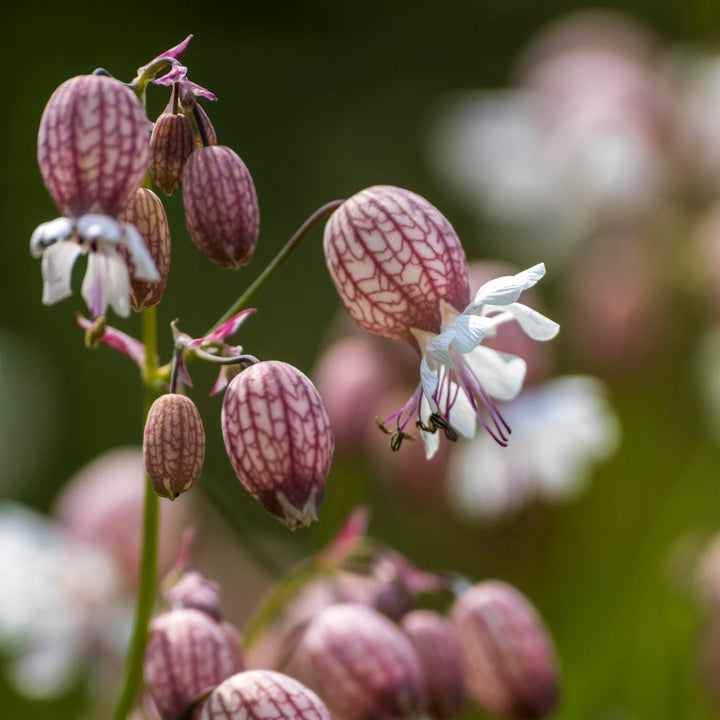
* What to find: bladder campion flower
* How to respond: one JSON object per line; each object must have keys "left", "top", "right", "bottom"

{"left": 324, "top": 185, "right": 559, "bottom": 458}
{"left": 221, "top": 361, "right": 334, "bottom": 529}
{"left": 31, "top": 74, "right": 159, "bottom": 318}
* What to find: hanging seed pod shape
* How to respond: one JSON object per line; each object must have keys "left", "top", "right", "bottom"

{"left": 198, "top": 670, "right": 330, "bottom": 720}
{"left": 323, "top": 185, "right": 471, "bottom": 349}
{"left": 150, "top": 112, "right": 196, "bottom": 195}
{"left": 221, "top": 361, "right": 334, "bottom": 529}
{"left": 400, "top": 610, "right": 466, "bottom": 720}
{"left": 118, "top": 187, "right": 171, "bottom": 310}
{"left": 300, "top": 603, "right": 427, "bottom": 720}
{"left": 451, "top": 581, "right": 560, "bottom": 720}
{"left": 144, "top": 394, "right": 205, "bottom": 499}
{"left": 182, "top": 145, "right": 259, "bottom": 268}
{"left": 38, "top": 74, "right": 150, "bottom": 217}
{"left": 144, "top": 608, "right": 245, "bottom": 720}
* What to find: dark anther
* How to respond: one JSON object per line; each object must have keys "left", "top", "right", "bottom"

{"left": 429, "top": 412, "right": 451, "bottom": 431}
{"left": 390, "top": 430, "right": 414, "bottom": 452}
{"left": 415, "top": 419, "right": 437, "bottom": 434}
{"left": 92, "top": 68, "right": 114, "bottom": 77}
{"left": 375, "top": 417, "right": 392, "bottom": 435}
{"left": 443, "top": 425, "right": 459, "bottom": 442}
{"left": 84, "top": 316, "right": 106, "bottom": 349}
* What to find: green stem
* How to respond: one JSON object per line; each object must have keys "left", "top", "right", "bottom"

{"left": 112, "top": 306, "right": 161, "bottom": 720}
{"left": 207, "top": 199, "right": 345, "bottom": 333}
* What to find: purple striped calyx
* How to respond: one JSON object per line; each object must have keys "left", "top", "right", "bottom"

{"left": 323, "top": 185, "right": 471, "bottom": 348}
{"left": 118, "top": 187, "right": 171, "bottom": 311}
{"left": 182, "top": 145, "right": 259, "bottom": 268}
{"left": 150, "top": 113, "right": 196, "bottom": 195}
{"left": 221, "top": 361, "right": 334, "bottom": 529}
{"left": 400, "top": 610, "right": 466, "bottom": 720}
{"left": 299, "top": 603, "right": 427, "bottom": 720}
{"left": 197, "top": 670, "right": 330, "bottom": 720}
{"left": 451, "top": 581, "right": 560, "bottom": 720}
{"left": 32, "top": 74, "right": 158, "bottom": 318}
{"left": 37, "top": 74, "right": 150, "bottom": 218}
{"left": 144, "top": 607, "right": 245, "bottom": 720}
{"left": 143, "top": 393, "right": 205, "bottom": 500}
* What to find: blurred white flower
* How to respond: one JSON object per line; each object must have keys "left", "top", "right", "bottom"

{"left": 427, "top": 11, "right": 672, "bottom": 261}
{"left": 448, "top": 376, "right": 620, "bottom": 519}
{"left": 0, "top": 502, "right": 130, "bottom": 698}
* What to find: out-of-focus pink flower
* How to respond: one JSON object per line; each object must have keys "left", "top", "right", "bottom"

{"left": 53, "top": 447, "right": 191, "bottom": 589}
{"left": 313, "top": 333, "right": 416, "bottom": 456}
{"left": 564, "top": 233, "right": 668, "bottom": 376}
{"left": 299, "top": 603, "right": 427, "bottom": 720}
{"left": 452, "top": 581, "right": 560, "bottom": 719}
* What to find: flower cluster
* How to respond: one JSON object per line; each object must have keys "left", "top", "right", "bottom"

{"left": 25, "top": 35, "right": 568, "bottom": 720}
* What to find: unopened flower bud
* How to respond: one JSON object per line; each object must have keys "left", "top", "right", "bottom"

{"left": 165, "top": 570, "right": 223, "bottom": 621}
{"left": 193, "top": 103, "right": 218, "bottom": 147}
{"left": 299, "top": 603, "right": 427, "bottom": 720}
{"left": 182, "top": 145, "right": 259, "bottom": 268}
{"left": 451, "top": 581, "right": 560, "bottom": 719}
{"left": 144, "top": 394, "right": 205, "bottom": 500}
{"left": 145, "top": 608, "right": 245, "bottom": 720}
{"left": 221, "top": 361, "right": 334, "bottom": 529}
{"left": 401, "top": 610, "right": 466, "bottom": 720}
{"left": 118, "top": 188, "right": 171, "bottom": 310}
{"left": 150, "top": 113, "right": 195, "bottom": 195}
{"left": 198, "top": 670, "right": 330, "bottom": 720}
{"left": 323, "top": 186, "right": 470, "bottom": 348}
{"left": 38, "top": 74, "right": 150, "bottom": 217}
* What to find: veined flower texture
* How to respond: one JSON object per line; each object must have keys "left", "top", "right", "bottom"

{"left": 324, "top": 186, "right": 559, "bottom": 459}
{"left": 32, "top": 74, "right": 158, "bottom": 318}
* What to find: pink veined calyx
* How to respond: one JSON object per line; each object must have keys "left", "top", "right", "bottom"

{"left": 323, "top": 185, "right": 559, "bottom": 458}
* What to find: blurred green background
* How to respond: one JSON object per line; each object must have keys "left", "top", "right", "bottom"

{"left": 5, "top": 1, "right": 720, "bottom": 718}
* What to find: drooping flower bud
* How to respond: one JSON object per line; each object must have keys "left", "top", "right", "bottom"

{"left": 150, "top": 113, "right": 195, "bottom": 195}
{"left": 165, "top": 570, "right": 223, "bottom": 621}
{"left": 198, "top": 670, "right": 330, "bottom": 720}
{"left": 323, "top": 186, "right": 471, "bottom": 348}
{"left": 118, "top": 188, "right": 171, "bottom": 310}
{"left": 221, "top": 361, "right": 334, "bottom": 529}
{"left": 192, "top": 103, "right": 218, "bottom": 147}
{"left": 299, "top": 603, "right": 427, "bottom": 720}
{"left": 144, "top": 394, "right": 205, "bottom": 499}
{"left": 182, "top": 145, "right": 259, "bottom": 268}
{"left": 145, "top": 607, "right": 245, "bottom": 720}
{"left": 451, "top": 581, "right": 560, "bottom": 719}
{"left": 37, "top": 74, "right": 150, "bottom": 218}
{"left": 400, "top": 610, "right": 466, "bottom": 720}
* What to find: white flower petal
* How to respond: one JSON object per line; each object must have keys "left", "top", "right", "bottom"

{"left": 419, "top": 395, "right": 440, "bottom": 460}
{"left": 40, "top": 242, "right": 84, "bottom": 305}
{"left": 122, "top": 223, "right": 159, "bottom": 281}
{"left": 485, "top": 302, "right": 560, "bottom": 341}
{"left": 444, "top": 314, "right": 497, "bottom": 355}
{"left": 30, "top": 218, "right": 74, "bottom": 257}
{"left": 445, "top": 384, "right": 477, "bottom": 439}
{"left": 470, "top": 262, "right": 546, "bottom": 309}
{"left": 420, "top": 355, "right": 439, "bottom": 403}
{"left": 462, "top": 345, "right": 526, "bottom": 401}
{"left": 77, "top": 214, "right": 122, "bottom": 245}
{"left": 81, "top": 250, "right": 131, "bottom": 318}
